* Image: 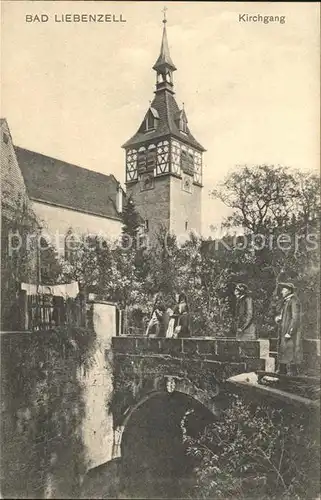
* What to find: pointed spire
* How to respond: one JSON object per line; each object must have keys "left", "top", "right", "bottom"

{"left": 153, "top": 8, "right": 177, "bottom": 72}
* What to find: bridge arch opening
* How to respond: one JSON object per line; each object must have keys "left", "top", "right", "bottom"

{"left": 119, "top": 391, "right": 216, "bottom": 499}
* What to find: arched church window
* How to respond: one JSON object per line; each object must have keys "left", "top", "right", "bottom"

{"left": 64, "top": 230, "right": 79, "bottom": 265}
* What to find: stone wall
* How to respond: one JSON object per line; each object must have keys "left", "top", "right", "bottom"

{"left": 80, "top": 302, "right": 116, "bottom": 470}
{"left": 127, "top": 174, "right": 202, "bottom": 241}
{"left": 1, "top": 330, "right": 86, "bottom": 498}
{"left": 170, "top": 176, "right": 202, "bottom": 238}
{"left": 0, "top": 302, "right": 117, "bottom": 498}
{"left": 127, "top": 175, "right": 171, "bottom": 238}
{"left": 270, "top": 337, "right": 320, "bottom": 375}
{"left": 110, "top": 337, "right": 275, "bottom": 428}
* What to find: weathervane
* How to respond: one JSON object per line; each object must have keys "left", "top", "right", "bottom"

{"left": 162, "top": 6, "right": 167, "bottom": 24}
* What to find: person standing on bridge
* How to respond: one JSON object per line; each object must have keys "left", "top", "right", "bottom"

{"left": 233, "top": 283, "right": 256, "bottom": 340}
{"left": 145, "top": 292, "right": 167, "bottom": 337}
{"left": 172, "top": 292, "right": 191, "bottom": 338}
{"left": 275, "top": 283, "right": 303, "bottom": 376}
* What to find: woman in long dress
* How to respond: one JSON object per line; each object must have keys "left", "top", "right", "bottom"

{"left": 166, "top": 292, "right": 191, "bottom": 338}
{"left": 145, "top": 292, "right": 166, "bottom": 337}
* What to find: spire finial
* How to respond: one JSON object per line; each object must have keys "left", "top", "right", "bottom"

{"left": 162, "top": 6, "right": 167, "bottom": 24}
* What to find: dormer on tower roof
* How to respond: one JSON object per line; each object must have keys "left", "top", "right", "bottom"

{"left": 122, "top": 90, "right": 205, "bottom": 151}
{"left": 175, "top": 109, "right": 188, "bottom": 134}
{"left": 122, "top": 10, "right": 205, "bottom": 152}
{"left": 122, "top": 10, "right": 205, "bottom": 240}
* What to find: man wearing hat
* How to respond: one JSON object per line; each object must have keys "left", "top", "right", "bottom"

{"left": 275, "top": 283, "right": 303, "bottom": 375}
{"left": 233, "top": 283, "right": 256, "bottom": 340}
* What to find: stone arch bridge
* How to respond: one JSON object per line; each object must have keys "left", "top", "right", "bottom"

{"left": 109, "top": 335, "right": 275, "bottom": 458}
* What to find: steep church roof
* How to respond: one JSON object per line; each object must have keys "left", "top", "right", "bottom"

{"left": 14, "top": 146, "right": 122, "bottom": 220}
{"left": 122, "top": 91, "right": 205, "bottom": 151}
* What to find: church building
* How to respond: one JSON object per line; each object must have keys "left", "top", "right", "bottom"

{"left": 122, "top": 14, "right": 205, "bottom": 240}
{"left": 1, "top": 118, "right": 124, "bottom": 260}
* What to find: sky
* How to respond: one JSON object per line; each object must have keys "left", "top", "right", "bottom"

{"left": 1, "top": 1, "right": 320, "bottom": 236}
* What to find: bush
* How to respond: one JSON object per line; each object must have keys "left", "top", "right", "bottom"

{"left": 183, "top": 394, "right": 320, "bottom": 499}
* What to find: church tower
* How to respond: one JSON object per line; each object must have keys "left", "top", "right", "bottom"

{"left": 122, "top": 12, "right": 205, "bottom": 241}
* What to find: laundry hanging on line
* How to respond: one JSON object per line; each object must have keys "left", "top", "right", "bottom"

{"left": 21, "top": 281, "right": 80, "bottom": 299}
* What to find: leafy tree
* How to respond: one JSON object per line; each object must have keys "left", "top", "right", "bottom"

{"left": 211, "top": 164, "right": 299, "bottom": 233}
{"left": 211, "top": 165, "right": 320, "bottom": 338}
{"left": 39, "top": 237, "right": 64, "bottom": 285}
{"left": 183, "top": 395, "right": 320, "bottom": 500}
{"left": 121, "top": 195, "right": 142, "bottom": 244}
{"left": 44, "top": 164, "right": 319, "bottom": 339}
{"left": 1, "top": 197, "right": 40, "bottom": 329}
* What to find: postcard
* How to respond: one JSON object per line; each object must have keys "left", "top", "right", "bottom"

{"left": 1, "top": 2, "right": 320, "bottom": 499}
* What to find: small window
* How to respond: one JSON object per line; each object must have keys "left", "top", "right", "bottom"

{"left": 64, "top": 233, "right": 78, "bottom": 264}
{"left": 138, "top": 150, "right": 156, "bottom": 172}
{"left": 146, "top": 150, "right": 156, "bottom": 169}
{"left": 144, "top": 219, "right": 149, "bottom": 232}
{"left": 180, "top": 119, "right": 187, "bottom": 134}
{"left": 181, "top": 150, "right": 194, "bottom": 174}
{"left": 145, "top": 115, "right": 155, "bottom": 131}
{"left": 3, "top": 132, "right": 9, "bottom": 144}
{"left": 182, "top": 175, "right": 192, "bottom": 194}
{"left": 137, "top": 150, "right": 147, "bottom": 170}
{"left": 185, "top": 221, "right": 188, "bottom": 231}
{"left": 144, "top": 108, "right": 159, "bottom": 132}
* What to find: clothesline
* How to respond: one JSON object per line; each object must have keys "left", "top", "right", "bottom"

{"left": 21, "top": 281, "right": 79, "bottom": 299}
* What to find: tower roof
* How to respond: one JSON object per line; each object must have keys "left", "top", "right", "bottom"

{"left": 122, "top": 90, "right": 205, "bottom": 151}
{"left": 122, "top": 9, "right": 205, "bottom": 152}
{"left": 152, "top": 18, "right": 177, "bottom": 72}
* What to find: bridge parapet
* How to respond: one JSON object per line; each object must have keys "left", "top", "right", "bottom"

{"left": 109, "top": 336, "right": 276, "bottom": 446}
{"left": 112, "top": 336, "right": 272, "bottom": 366}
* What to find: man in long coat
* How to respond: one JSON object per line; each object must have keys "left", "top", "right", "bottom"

{"left": 233, "top": 283, "right": 256, "bottom": 340}
{"left": 275, "top": 283, "right": 303, "bottom": 375}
